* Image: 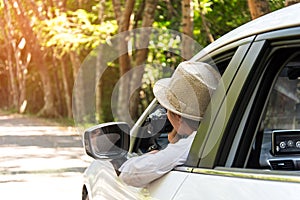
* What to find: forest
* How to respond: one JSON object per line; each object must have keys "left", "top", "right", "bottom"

{"left": 0, "top": 0, "right": 298, "bottom": 126}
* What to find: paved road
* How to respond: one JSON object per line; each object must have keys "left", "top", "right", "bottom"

{"left": 0, "top": 113, "right": 92, "bottom": 200}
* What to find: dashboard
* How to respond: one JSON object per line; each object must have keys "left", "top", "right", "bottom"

{"left": 260, "top": 130, "right": 300, "bottom": 170}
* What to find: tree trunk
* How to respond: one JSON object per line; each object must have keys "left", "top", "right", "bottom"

{"left": 52, "top": 55, "right": 63, "bottom": 115}
{"left": 95, "top": 45, "right": 106, "bottom": 122}
{"left": 112, "top": 0, "right": 123, "bottom": 27}
{"left": 98, "top": 0, "right": 106, "bottom": 24}
{"left": 70, "top": 51, "right": 81, "bottom": 84}
{"left": 166, "top": 0, "right": 179, "bottom": 19}
{"left": 285, "top": 0, "right": 300, "bottom": 6}
{"left": 181, "top": 0, "right": 194, "bottom": 59}
{"left": 200, "top": 11, "right": 214, "bottom": 43}
{"left": 95, "top": 2, "right": 106, "bottom": 122}
{"left": 247, "top": 0, "right": 270, "bottom": 19}
{"left": 112, "top": 0, "right": 135, "bottom": 123}
{"left": 72, "top": 65, "right": 86, "bottom": 124}
{"left": 37, "top": 61, "right": 59, "bottom": 117}
{"left": 16, "top": 40, "right": 31, "bottom": 114}
{"left": 70, "top": 51, "right": 85, "bottom": 122}
{"left": 3, "top": 0, "right": 19, "bottom": 109}
{"left": 13, "top": 0, "right": 58, "bottom": 117}
{"left": 60, "top": 56, "right": 72, "bottom": 118}
{"left": 130, "top": 0, "right": 158, "bottom": 121}
{"left": 6, "top": 47, "right": 18, "bottom": 109}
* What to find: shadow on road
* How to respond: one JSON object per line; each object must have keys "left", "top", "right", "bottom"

{"left": 0, "top": 113, "right": 92, "bottom": 199}
{"left": 1, "top": 135, "right": 82, "bottom": 148}
{"left": 0, "top": 112, "right": 91, "bottom": 177}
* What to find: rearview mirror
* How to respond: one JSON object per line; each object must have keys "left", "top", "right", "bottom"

{"left": 83, "top": 122, "right": 130, "bottom": 160}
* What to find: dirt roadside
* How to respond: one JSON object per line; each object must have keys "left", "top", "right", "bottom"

{"left": 0, "top": 112, "right": 92, "bottom": 200}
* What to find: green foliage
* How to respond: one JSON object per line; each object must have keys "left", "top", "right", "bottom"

{"left": 98, "top": 66, "right": 119, "bottom": 123}
{"left": 139, "top": 28, "right": 183, "bottom": 115}
{"left": 34, "top": 9, "right": 117, "bottom": 57}
{"left": 193, "top": 0, "right": 250, "bottom": 46}
{"left": 269, "top": 0, "right": 285, "bottom": 10}
{"left": 0, "top": 0, "right": 287, "bottom": 120}
{"left": 137, "top": 0, "right": 285, "bottom": 117}
{"left": 194, "top": 0, "right": 285, "bottom": 46}
{"left": 154, "top": 0, "right": 182, "bottom": 31}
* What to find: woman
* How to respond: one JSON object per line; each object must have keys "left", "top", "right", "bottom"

{"left": 119, "top": 61, "right": 220, "bottom": 187}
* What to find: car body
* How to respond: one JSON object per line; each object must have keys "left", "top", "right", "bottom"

{"left": 82, "top": 4, "right": 300, "bottom": 200}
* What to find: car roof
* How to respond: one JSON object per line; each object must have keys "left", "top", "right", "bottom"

{"left": 191, "top": 3, "right": 300, "bottom": 61}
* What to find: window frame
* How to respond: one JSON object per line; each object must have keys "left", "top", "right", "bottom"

{"left": 212, "top": 27, "right": 300, "bottom": 172}
{"left": 232, "top": 46, "right": 300, "bottom": 169}
{"left": 185, "top": 36, "right": 256, "bottom": 167}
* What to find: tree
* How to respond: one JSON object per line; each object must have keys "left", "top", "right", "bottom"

{"left": 247, "top": 0, "right": 270, "bottom": 19}
{"left": 37, "top": 7, "right": 117, "bottom": 120}
{"left": 10, "top": 0, "right": 59, "bottom": 117}
{"left": 285, "top": 0, "right": 300, "bottom": 6}
{"left": 2, "top": 0, "right": 19, "bottom": 110}
{"left": 129, "top": 0, "right": 158, "bottom": 121}
{"left": 0, "top": 0, "right": 288, "bottom": 122}
{"left": 2, "top": 0, "right": 33, "bottom": 113}
{"left": 112, "top": 0, "right": 158, "bottom": 123}
{"left": 112, "top": 0, "right": 135, "bottom": 123}
{"left": 197, "top": 0, "right": 215, "bottom": 43}
{"left": 182, "top": 0, "right": 194, "bottom": 59}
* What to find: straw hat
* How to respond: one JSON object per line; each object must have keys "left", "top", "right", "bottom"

{"left": 153, "top": 61, "right": 220, "bottom": 121}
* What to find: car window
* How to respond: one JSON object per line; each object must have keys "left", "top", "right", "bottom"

{"left": 132, "top": 49, "right": 238, "bottom": 155}
{"left": 132, "top": 102, "right": 172, "bottom": 153}
{"left": 198, "top": 49, "right": 237, "bottom": 76}
{"left": 221, "top": 41, "right": 300, "bottom": 172}
{"left": 249, "top": 53, "right": 300, "bottom": 171}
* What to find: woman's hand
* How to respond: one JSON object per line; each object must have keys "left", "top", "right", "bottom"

{"left": 148, "top": 150, "right": 159, "bottom": 154}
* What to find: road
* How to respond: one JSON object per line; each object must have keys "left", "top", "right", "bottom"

{"left": 0, "top": 113, "right": 92, "bottom": 200}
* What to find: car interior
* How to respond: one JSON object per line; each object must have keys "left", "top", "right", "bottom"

{"left": 247, "top": 52, "right": 300, "bottom": 171}
{"left": 132, "top": 104, "right": 172, "bottom": 153}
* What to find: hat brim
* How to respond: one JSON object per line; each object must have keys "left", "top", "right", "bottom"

{"left": 153, "top": 78, "right": 202, "bottom": 121}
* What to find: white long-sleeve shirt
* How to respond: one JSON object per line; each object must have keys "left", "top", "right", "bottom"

{"left": 119, "top": 131, "right": 196, "bottom": 187}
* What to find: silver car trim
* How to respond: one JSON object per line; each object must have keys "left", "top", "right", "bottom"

{"left": 182, "top": 167, "right": 300, "bottom": 183}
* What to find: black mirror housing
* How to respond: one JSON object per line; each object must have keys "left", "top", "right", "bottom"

{"left": 83, "top": 122, "right": 130, "bottom": 160}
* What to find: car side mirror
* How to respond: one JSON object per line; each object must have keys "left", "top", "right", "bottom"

{"left": 83, "top": 122, "right": 130, "bottom": 160}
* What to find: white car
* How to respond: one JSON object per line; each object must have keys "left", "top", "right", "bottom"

{"left": 82, "top": 4, "right": 300, "bottom": 199}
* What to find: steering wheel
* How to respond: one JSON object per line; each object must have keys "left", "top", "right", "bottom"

{"left": 137, "top": 105, "right": 173, "bottom": 152}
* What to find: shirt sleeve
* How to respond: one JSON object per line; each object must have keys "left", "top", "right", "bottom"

{"left": 119, "top": 132, "right": 196, "bottom": 187}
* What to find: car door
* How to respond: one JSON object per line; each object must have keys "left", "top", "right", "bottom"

{"left": 171, "top": 27, "right": 300, "bottom": 199}
{"left": 144, "top": 37, "right": 255, "bottom": 199}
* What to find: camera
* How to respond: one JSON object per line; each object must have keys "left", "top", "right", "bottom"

{"left": 144, "top": 107, "right": 173, "bottom": 136}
